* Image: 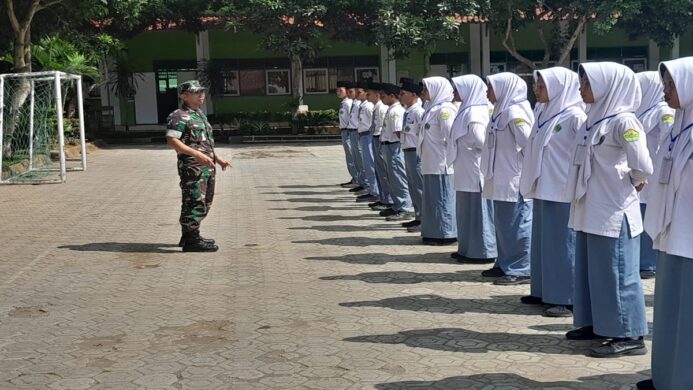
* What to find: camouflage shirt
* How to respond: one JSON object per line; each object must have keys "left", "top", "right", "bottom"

{"left": 166, "top": 106, "right": 215, "bottom": 166}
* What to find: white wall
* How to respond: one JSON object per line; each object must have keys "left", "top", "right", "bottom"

{"left": 134, "top": 72, "right": 158, "bottom": 125}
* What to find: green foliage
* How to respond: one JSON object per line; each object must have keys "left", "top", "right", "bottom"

{"left": 32, "top": 36, "right": 100, "bottom": 80}
{"left": 620, "top": 0, "right": 693, "bottom": 47}
{"left": 295, "top": 109, "right": 339, "bottom": 126}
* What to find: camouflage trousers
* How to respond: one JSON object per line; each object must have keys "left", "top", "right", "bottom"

{"left": 178, "top": 163, "right": 215, "bottom": 235}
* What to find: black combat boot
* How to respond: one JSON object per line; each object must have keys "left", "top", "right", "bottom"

{"left": 182, "top": 235, "right": 219, "bottom": 252}
{"left": 178, "top": 232, "right": 216, "bottom": 247}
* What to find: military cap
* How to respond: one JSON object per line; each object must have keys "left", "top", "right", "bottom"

{"left": 179, "top": 80, "right": 206, "bottom": 94}
{"left": 381, "top": 83, "right": 401, "bottom": 96}
{"left": 401, "top": 81, "right": 423, "bottom": 94}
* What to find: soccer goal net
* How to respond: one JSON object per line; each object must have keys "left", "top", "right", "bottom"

{"left": 0, "top": 71, "right": 87, "bottom": 184}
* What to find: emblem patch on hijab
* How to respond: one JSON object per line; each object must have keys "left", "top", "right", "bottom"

{"left": 662, "top": 114, "right": 674, "bottom": 125}
{"left": 623, "top": 129, "right": 640, "bottom": 142}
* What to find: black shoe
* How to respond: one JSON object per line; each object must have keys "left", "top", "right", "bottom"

{"left": 357, "top": 195, "right": 379, "bottom": 203}
{"left": 640, "top": 270, "right": 656, "bottom": 279}
{"left": 636, "top": 379, "right": 656, "bottom": 390}
{"left": 379, "top": 208, "right": 397, "bottom": 217}
{"left": 178, "top": 234, "right": 215, "bottom": 247}
{"left": 481, "top": 266, "right": 505, "bottom": 278}
{"left": 339, "top": 180, "right": 354, "bottom": 187}
{"left": 451, "top": 252, "right": 496, "bottom": 264}
{"left": 406, "top": 224, "right": 422, "bottom": 233}
{"left": 182, "top": 237, "right": 219, "bottom": 252}
{"left": 368, "top": 201, "right": 383, "bottom": 208}
{"left": 565, "top": 326, "right": 605, "bottom": 341}
{"left": 402, "top": 220, "right": 420, "bottom": 228}
{"left": 520, "top": 295, "right": 544, "bottom": 305}
{"left": 372, "top": 204, "right": 391, "bottom": 211}
{"left": 348, "top": 186, "right": 365, "bottom": 193}
{"left": 543, "top": 305, "right": 573, "bottom": 318}
{"left": 494, "top": 275, "right": 530, "bottom": 285}
{"left": 422, "top": 237, "right": 457, "bottom": 246}
{"left": 590, "top": 338, "right": 646, "bottom": 358}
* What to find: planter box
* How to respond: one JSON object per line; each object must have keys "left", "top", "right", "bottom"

{"left": 303, "top": 125, "right": 340, "bottom": 135}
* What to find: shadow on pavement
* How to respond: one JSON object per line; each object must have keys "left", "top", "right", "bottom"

{"left": 276, "top": 184, "right": 342, "bottom": 189}
{"left": 281, "top": 197, "right": 354, "bottom": 203}
{"left": 289, "top": 224, "right": 404, "bottom": 232}
{"left": 344, "top": 327, "right": 594, "bottom": 356}
{"left": 295, "top": 236, "right": 424, "bottom": 247}
{"left": 339, "top": 294, "right": 546, "bottom": 316}
{"left": 260, "top": 190, "right": 344, "bottom": 196}
{"left": 322, "top": 270, "right": 486, "bottom": 284}
{"left": 59, "top": 242, "right": 180, "bottom": 253}
{"left": 281, "top": 214, "right": 383, "bottom": 222}
{"left": 375, "top": 371, "right": 651, "bottom": 390}
{"left": 305, "top": 252, "right": 459, "bottom": 265}
{"left": 270, "top": 206, "right": 362, "bottom": 212}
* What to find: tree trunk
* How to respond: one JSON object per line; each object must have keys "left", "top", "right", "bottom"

{"left": 290, "top": 53, "right": 303, "bottom": 106}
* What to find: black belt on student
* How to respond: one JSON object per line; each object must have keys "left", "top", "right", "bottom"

{"left": 346, "top": 128, "right": 358, "bottom": 132}
{"left": 373, "top": 135, "right": 380, "bottom": 138}
{"left": 340, "top": 128, "right": 347, "bottom": 131}
{"left": 358, "top": 131, "right": 370, "bottom": 137}
{"left": 381, "top": 141, "right": 400, "bottom": 145}
{"left": 403, "top": 147, "right": 416, "bottom": 152}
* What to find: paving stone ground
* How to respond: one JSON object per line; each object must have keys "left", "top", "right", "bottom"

{"left": 0, "top": 143, "right": 654, "bottom": 389}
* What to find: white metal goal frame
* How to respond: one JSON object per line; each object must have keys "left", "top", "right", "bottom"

{"left": 0, "top": 71, "right": 87, "bottom": 185}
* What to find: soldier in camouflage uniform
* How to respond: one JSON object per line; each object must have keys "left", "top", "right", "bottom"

{"left": 166, "top": 80, "right": 231, "bottom": 252}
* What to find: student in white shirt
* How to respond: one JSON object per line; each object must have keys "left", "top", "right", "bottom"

{"left": 336, "top": 81, "right": 358, "bottom": 188}
{"left": 481, "top": 72, "right": 534, "bottom": 285}
{"left": 635, "top": 71, "right": 676, "bottom": 279}
{"left": 380, "top": 83, "right": 414, "bottom": 220}
{"left": 638, "top": 57, "right": 693, "bottom": 390}
{"left": 347, "top": 82, "right": 366, "bottom": 193}
{"left": 449, "top": 75, "right": 498, "bottom": 263}
{"left": 418, "top": 76, "right": 458, "bottom": 245}
{"left": 399, "top": 81, "right": 426, "bottom": 232}
{"left": 370, "top": 83, "right": 393, "bottom": 211}
{"left": 356, "top": 81, "right": 380, "bottom": 203}
{"left": 519, "top": 67, "right": 586, "bottom": 317}
{"left": 566, "top": 62, "right": 652, "bottom": 358}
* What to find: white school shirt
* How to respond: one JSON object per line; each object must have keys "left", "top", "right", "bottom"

{"left": 419, "top": 103, "right": 457, "bottom": 175}
{"left": 453, "top": 122, "right": 487, "bottom": 192}
{"left": 373, "top": 101, "right": 388, "bottom": 136}
{"left": 568, "top": 115, "right": 653, "bottom": 238}
{"left": 358, "top": 101, "right": 375, "bottom": 133}
{"left": 338, "top": 98, "right": 353, "bottom": 129}
{"left": 523, "top": 112, "right": 586, "bottom": 203}
{"left": 482, "top": 119, "right": 532, "bottom": 201}
{"left": 381, "top": 102, "right": 405, "bottom": 143}
{"left": 639, "top": 106, "right": 675, "bottom": 204}
{"left": 347, "top": 99, "right": 362, "bottom": 129}
{"left": 402, "top": 101, "right": 425, "bottom": 149}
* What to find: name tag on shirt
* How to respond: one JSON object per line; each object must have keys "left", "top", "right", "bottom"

{"left": 487, "top": 132, "right": 495, "bottom": 149}
{"left": 659, "top": 156, "right": 673, "bottom": 184}
{"left": 573, "top": 144, "right": 586, "bottom": 166}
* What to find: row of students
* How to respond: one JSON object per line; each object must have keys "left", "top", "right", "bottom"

{"left": 336, "top": 60, "right": 690, "bottom": 371}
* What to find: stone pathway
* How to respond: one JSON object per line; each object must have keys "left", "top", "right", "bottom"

{"left": 0, "top": 143, "right": 653, "bottom": 389}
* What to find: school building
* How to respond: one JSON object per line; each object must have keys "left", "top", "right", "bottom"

{"left": 102, "top": 23, "right": 693, "bottom": 129}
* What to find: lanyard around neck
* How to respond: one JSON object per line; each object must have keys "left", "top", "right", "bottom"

{"left": 537, "top": 108, "right": 569, "bottom": 129}
{"left": 637, "top": 100, "right": 664, "bottom": 120}
{"left": 491, "top": 99, "right": 527, "bottom": 123}
{"left": 668, "top": 122, "right": 693, "bottom": 152}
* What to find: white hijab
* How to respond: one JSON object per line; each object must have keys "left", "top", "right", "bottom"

{"left": 449, "top": 75, "right": 490, "bottom": 164}
{"left": 644, "top": 57, "right": 693, "bottom": 243}
{"left": 418, "top": 77, "right": 457, "bottom": 154}
{"left": 636, "top": 71, "right": 669, "bottom": 132}
{"left": 571, "top": 62, "right": 642, "bottom": 201}
{"left": 487, "top": 72, "right": 534, "bottom": 130}
{"left": 521, "top": 67, "right": 584, "bottom": 196}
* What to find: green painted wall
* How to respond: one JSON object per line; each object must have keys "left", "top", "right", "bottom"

{"left": 396, "top": 51, "right": 426, "bottom": 81}
{"left": 586, "top": 24, "right": 647, "bottom": 47}
{"left": 127, "top": 31, "right": 197, "bottom": 72}
{"left": 210, "top": 31, "right": 281, "bottom": 58}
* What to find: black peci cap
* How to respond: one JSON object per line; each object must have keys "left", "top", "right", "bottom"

{"left": 399, "top": 77, "right": 414, "bottom": 86}
{"left": 381, "top": 83, "right": 401, "bottom": 96}
{"left": 336, "top": 81, "right": 348, "bottom": 88}
{"left": 356, "top": 80, "right": 370, "bottom": 89}
{"left": 344, "top": 81, "right": 356, "bottom": 89}
{"left": 401, "top": 81, "right": 422, "bottom": 94}
{"left": 367, "top": 82, "right": 382, "bottom": 91}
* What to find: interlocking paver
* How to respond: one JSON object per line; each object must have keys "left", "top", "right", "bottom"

{"left": 0, "top": 143, "right": 653, "bottom": 389}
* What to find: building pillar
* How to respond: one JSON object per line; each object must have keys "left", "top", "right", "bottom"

{"left": 648, "top": 40, "right": 660, "bottom": 70}
{"left": 469, "top": 24, "right": 482, "bottom": 75}
{"left": 481, "top": 24, "right": 490, "bottom": 76}
{"left": 380, "top": 46, "right": 397, "bottom": 83}
{"left": 672, "top": 36, "right": 680, "bottom": 59}
{"left": 195, "top": 30, "right": 213, "bottom": 114}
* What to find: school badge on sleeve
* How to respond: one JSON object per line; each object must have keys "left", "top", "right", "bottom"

{"left": 514, "top": 118, "right": 527, "bottom": 127}
{"left": 662, "top": 114, "right": 674, "bottom": 125}
{"left": 623, "top": 129, "right": 640, "bottom": 142}
{"left": 440, "top": 112, "right": 451, "bottom": 120}
{"left": 553, "top": 125, "right": 562, "bottom": 133}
